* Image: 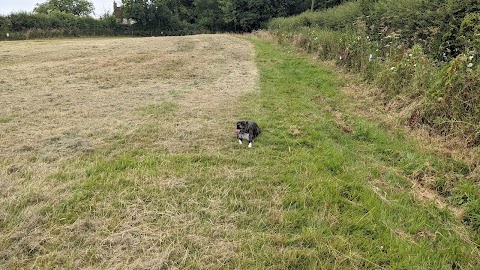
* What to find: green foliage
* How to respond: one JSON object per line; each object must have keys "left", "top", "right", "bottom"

{"left": 375, "top": 45, "right": 435, "bottom": 99}
{"left": 0, "top": 15, "right": 12, "bottom": 36}
{"left": 269, "top": 1, "right": 362, "bottom": 32}
{"left": 194, "top": 0, "right": 225, "bottom": 31}
{"left": 219, "top": 0, "right": 276, "bottom": 32}
{"left": 267, "top": 0, "right": 480, "bottom": 145}
{"left": 424, "top": 54, "right": 480, "bottom": 145}
{"left": 120, "top": 0, "right": 340, "bottom": 33}
{"left": 1, "top": 12, "right": 125, "bottom": 39}
{"left": 458, "top": 13, "right": 480, "bottom": 53}
{"left": 360, "top": 0, "right": 480, "bottom": 60}
{"left": 34, "top": 0, "right": 94, "bottom": 16}
{"left": 122, "top": 0, "right": 186, "bottom": 31}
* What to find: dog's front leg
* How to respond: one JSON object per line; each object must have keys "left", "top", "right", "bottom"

{"left": 248, "top": 133, "right": 253, "bottom": 148}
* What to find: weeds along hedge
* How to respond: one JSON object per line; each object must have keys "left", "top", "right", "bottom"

{"left": 424, "top": 55, "right": 480, "bottom": 145}
{"left": 0, "top": 12, "right": 128, "bottom": 39}
{"left": 267, "top": 2, "right": 480, "bottom": 146}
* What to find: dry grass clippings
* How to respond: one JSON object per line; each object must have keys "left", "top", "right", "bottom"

{"left": 0, "top": 35, "right": 259, "bottom": 268}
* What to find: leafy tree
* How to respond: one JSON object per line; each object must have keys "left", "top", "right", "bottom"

{"left": 219, "top": 0, "right": 286, "bottom": 32}
{"left": 194, "top": 0, "right": 225, "bottom": 31}
{"left": 0, "top": 15, "right": 12, "bottom": 35}
{"left": 177, "top": 0, "right": 195, "bottom": 23}
{"left": 34, "top": 0, "right": 94, "bottom": 16}
{"left": 121, "top": 0, "right": 185, "bottom": 31}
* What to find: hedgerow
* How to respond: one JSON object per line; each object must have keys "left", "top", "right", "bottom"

{"left": 268, "top": 0, "right": 480, "bottom": 146}
{"left": 0, "top": 12, "right": 127, "bottom": 39}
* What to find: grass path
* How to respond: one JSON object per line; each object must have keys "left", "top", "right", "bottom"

{"left": 1, "top": 36, "right": 479, "bottom": 269}
{"left": 232, "top": 38, "right": 480, "bottom": 268}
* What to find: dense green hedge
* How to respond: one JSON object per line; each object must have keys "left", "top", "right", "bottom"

{"left": 268, "top": 0, "right": 480, "bottom": 146}
{"left": 0, "top": 12, "right": 128, "bottom": 39}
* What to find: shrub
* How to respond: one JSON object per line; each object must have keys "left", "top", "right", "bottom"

{"left": 0, "top": 15, "right": 12, "bottom": 37}
{"left": 269, "top": 1, "right": 362, "bottom": 32}
{"left": 375, "top": 45, "right": 435, "bottom": 99}
{"left": 423, "top": 54, "right": 480, "bottom": 145}
{"left": 0, "top": 11, "right": 131, "bottom": 40}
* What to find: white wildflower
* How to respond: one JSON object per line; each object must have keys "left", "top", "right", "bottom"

{"left": 408, "top": 54, "right": 413, "bottom": 57}
{"left": 469, "top": 55, "right": 474, "bottom": 61}
{"left": 390, "top": 67, "right": 396, "bottom": 70}
{"left": 467, "top": 63, "right": 473, "bottom": 68}
{"left": 6, "top": 33, "right": 9, "bottom": 38}
{"left": 413, "top": 64, "right": 417, "bottom": 67}
{"left": 369, "top": 54, "right": 374, "bottom": 62}
{"left": 339, "top": 56, "right": 343, "bottom": 60}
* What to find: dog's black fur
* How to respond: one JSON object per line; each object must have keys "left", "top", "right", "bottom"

{"left": 236, "top": 121, "right": 262, "bottom": 148}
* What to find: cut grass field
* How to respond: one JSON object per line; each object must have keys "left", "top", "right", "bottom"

{"left": 1, "top": 35, "right": 479, "bottom": 268}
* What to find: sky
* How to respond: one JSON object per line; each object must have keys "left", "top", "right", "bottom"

{"left": 0, "top": 0, "right": 116, "bottom": 16}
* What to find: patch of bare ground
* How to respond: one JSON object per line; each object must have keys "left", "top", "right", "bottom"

{"left": 0, "top": 35, "right": 258, "bottom": 268}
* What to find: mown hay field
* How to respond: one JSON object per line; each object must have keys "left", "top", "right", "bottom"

{"left": 0, "top": 35, "right": 258, "bottom": 268}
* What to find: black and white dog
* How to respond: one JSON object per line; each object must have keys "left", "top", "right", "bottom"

{"left": 236, "top": 121, "right": 262, "bottom": 148}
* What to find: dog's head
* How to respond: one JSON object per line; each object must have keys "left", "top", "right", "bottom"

{"left": 236, "top": 121, "right": 247, "bottom": 134}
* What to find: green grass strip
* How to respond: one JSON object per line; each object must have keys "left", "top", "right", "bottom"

{"left": 231, "top": 38, "right": 480, "bottom": 269}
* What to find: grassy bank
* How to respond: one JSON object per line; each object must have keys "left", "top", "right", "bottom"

{"left": 268, "top": 0, "right": 480, "bottom": 147}
{"left": 236, "top": 38, "right": 480, "bottom": 268}
{"left": 1, "top": 36, "right": 479, "bottom": 268}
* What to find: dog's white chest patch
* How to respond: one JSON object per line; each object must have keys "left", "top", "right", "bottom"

{"left": 238, "top": 133, "right": 250, "bottom": 140}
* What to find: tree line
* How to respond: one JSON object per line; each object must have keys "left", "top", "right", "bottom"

{"left": 121, "top": 0, "right": 348, "bottom": 33}
{"left": 0, "top": 0, "right": 349, "bottom": 39}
